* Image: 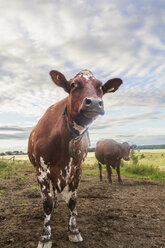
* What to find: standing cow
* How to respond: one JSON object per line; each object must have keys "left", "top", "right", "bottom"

{"left": 95, "top": 139, "right": 135, "bottom": 184}
{"left": 28, "top": 69, "right": 122, "bottom": 247}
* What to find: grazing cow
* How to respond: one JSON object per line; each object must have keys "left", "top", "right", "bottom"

{"left": 28, "top": 69, "right": 122, "bottom": 247}
{"left": 95, "top": 139, "right": 135, "bottom": 184}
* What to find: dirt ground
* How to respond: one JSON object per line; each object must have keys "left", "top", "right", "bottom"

{"left": 0, "top": 170, "right": 165, "bottom": 248}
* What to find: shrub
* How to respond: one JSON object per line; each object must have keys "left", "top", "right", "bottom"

{"left": 140, "top": 154, "right": 145, "bottom": 159}
{"left": 120, "top": 159, "right": 125, "bottom": 167}
{"left": 130, "top": 149, "right": 139, "bottom": 165}
{"left": 124, "top": 163, "right": 165, "bottom": 181}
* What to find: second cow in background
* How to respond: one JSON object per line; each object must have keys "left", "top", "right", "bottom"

{"left": 95, "top": 139, "right": 136, "bottom": 184}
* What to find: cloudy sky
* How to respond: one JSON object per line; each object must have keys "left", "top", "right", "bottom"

{"left": 0, "top": 0, "right": 165, "bottom": 152}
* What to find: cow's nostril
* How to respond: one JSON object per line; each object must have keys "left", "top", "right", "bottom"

{"left": 85, "top": 98, "right": 92, "bottom": 105}
{"left": 99, "top": 100, "right": 103, "bottom": 107}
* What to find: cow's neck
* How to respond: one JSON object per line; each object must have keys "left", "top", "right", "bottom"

{"left": 63, "top": 104, "right": 89, "bottom": 138}
{"left": 62, "top": 104, "right": 90, "bottom": 159}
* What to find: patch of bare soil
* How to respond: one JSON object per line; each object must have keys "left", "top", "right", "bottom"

{"left": 0, "top": 171, "right": 165, "bottom": 248}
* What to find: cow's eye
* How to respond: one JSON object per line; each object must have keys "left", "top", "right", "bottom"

{"left": 97, "top": 86, "right": 102, "bottom": 94}
{"left": 71, "top": 83, "right": 75, "bottom": 88}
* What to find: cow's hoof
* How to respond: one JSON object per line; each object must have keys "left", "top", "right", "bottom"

{"left": 37, "top": 241, "right": 52, "bottom": 248}
{"left": 68, "top": 232, "right": 83, "bottom": 242}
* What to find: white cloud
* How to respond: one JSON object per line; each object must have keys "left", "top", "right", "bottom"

{"left": 0, "top": 0, "right": 165, "bottom": 150}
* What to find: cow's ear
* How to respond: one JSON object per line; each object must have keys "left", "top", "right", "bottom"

{"left": 131, "top": 144, "right": 137, "bottom": 149}
{"left": 102, "top": 78, "right": 123, "bottom": 94}
{"left": 49, "top": 70, "right": 70, "bottom": 93}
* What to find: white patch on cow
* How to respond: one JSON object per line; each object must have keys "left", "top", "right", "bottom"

{"left": 44, "top": 214, "right": 50, "bottom": 225}
{"left": 60, "top": 169, "right": 65, "bottom": 181}
{"left": 39, "top": 185, "right": 46, "bottom": 200}
{"left": 69, "top": 215, "right": 76, "bottom": 226}
{"left": 82, "top": 152, "right": 87, "bottom": 162}
{"left": 77, "top": 149, "right": 81, "bottom": 155}
{"left": 48, "top": 192, "right": 52, "bottom": 197}
{"left": 62, "top": 185, "right": 73, "bottom": 204}
{"left": 65, "top": 158, "right": 73, "bottom": 184}
{"left": 40, "top": 157, "right": 48, "bottom": 171}
{"left": 79, "top": 69, "right": 94, "bottom": 80}
{"left": 42, "top": 185, "right": 46, "bottom": 191}
{"left": 38, "top": 157, "right": 51, "bottom": 183}
{"left": 57, "top": 178, "right": 61, "bottom": 192}
{"left": 70, "top": 174, "right": 75, "bottom": 183}
{"left": 43, "top": 214, "right": 51, "bottom": 240}
{"left": 37, "top": 170, "right": 47, "bottom": 183}
{"left": 73, "top": 121, "right": 88, "bottom": 134}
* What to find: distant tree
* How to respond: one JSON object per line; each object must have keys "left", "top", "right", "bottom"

{"left": 0, "top": 152, "right": 5, "bottom": 156}
{"left": 137, "top": 144, "right": 165, "bottom": 149}
{"left": 5, "top": 151, "right": 12, "bottom": 155}
{"left": 88, "top": 147, "right": 95, "bottom": 152}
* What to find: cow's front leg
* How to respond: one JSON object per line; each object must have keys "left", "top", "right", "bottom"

{"left": 52, "top": 184, "right": 58, "bottom": 212}
{"left": 116, "top": 161, "right": 123, "bottom": 184}
{"left": 37, "top": 168, "right": 54, "bottom": 248}
{"left": 62, "top": 170, "right": 83, "bottom": 242}
{"left": 68, "top": 190, "right": 83, "bottom": 242}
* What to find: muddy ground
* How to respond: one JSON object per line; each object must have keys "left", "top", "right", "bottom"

{"left": 0, "top": 169, "right": 165, "bottom": 248}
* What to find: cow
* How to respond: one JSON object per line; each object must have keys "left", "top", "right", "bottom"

{"left": 95, "top": 139, "right": 135, "bottom": 184}
{"left": 28, "top": 69, "right": 122, "bottom": 248}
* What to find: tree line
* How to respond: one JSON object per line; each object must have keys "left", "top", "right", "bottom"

{"left": 88, "top": 144, "right": 165, "bottom": 152}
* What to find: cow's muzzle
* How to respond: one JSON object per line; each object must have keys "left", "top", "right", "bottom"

{"left": 124, "top": 157, "right": 130, "bottom": 161}
{"left": 80, "top": 97, "right": 104, "bottom": 118}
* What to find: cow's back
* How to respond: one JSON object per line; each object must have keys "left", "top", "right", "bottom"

{"left": 28, "top": 98, "right": 67, "bottom": 166}
{"left": 95, "top": 139, "right": 121, "bottom": 164}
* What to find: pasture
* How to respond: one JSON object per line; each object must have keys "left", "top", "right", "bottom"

{"left": 0, "top": 150, "right": 165, "bottom": 247}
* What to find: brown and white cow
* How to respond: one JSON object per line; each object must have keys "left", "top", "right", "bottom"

{"left": 28, "top": 69, "right": 122, "bottom": 247}
{"left": 95, "top": 139, "right": 135, "bottom": 184}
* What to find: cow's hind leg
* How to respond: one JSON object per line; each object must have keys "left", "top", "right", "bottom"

{"left": 37, "top": 168, "right": 54, "bottom": 248}
{"left": 106, "top": 164, "right": 112, "bottom": 184}
{"left": 98, "top": 162, "right": 103, "bottom": 181}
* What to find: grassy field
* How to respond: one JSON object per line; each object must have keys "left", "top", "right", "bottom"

{"left": 0, "top": 149, "right": 165, "bottom": 181}
{"left": 83, "top": 149, "right": 165, "bottom": 181}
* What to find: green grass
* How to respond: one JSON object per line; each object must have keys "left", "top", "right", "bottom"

{"left": 0, "top": 159, "right": 33, "bottom": 179}
{"left": 0, "top": 150, "right": 165, "bottom": 182}
{"left": 25, "top": 185, "right": 38, "bottom": 191}
{"left": 0, "top": 189, "right": 5, "bottom": 194}
{"left": 121, "top": 163, "right": 165, "bottom": 181}
{"left": 82, "top": 161, "right": 106, "bottom": 177}
{"left": 83, "top": 169, "right": 99, "bottom": 177}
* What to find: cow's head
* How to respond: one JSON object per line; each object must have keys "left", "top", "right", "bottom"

{"left": 121, "top": 143, "right": 136, "bottom": 161}
{"left": 50, "top": 69, "right": 122, "bottom": 126}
